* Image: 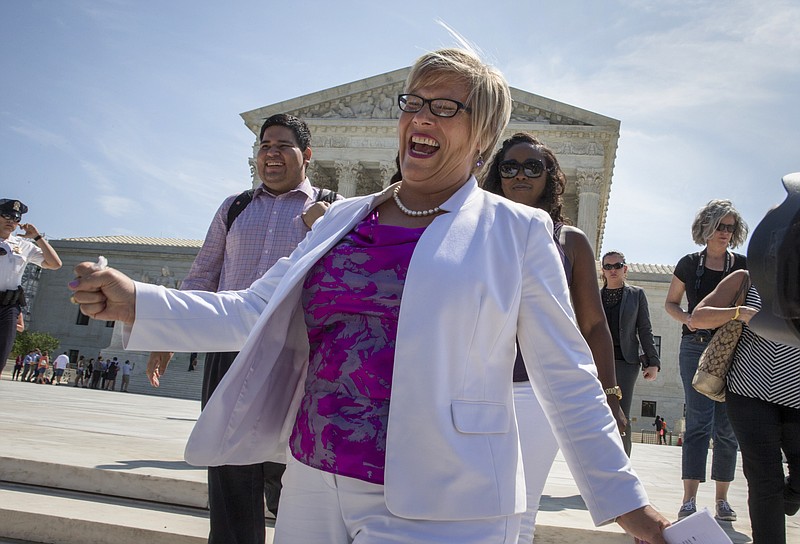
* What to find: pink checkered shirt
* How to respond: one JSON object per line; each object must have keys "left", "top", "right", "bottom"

{"left": 181, "top": 179, "right": 333, "bottom": 292}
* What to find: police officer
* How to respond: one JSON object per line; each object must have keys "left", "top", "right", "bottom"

{"left": 0, "top": 199, "right": 62, "bottom": 376}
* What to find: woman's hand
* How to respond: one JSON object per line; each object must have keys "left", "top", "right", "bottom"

{"left": 68, "top": 263, "right": 136, "bottom": 324}
{"left": 607, "top": 395, "right": 628, "bottom": 434}
{"left": 616, "top": 505, "right": 670, "bottom": 543}
{"left": 146, "top": 351, "right": 175, "bottom": 387}
{"left": 642, "top": 366, "right": 658, "bottom": 381}
{"left": 301, "top": 201, "right": 331, "bottom": 228}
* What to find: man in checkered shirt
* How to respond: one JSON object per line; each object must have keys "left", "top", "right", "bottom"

{"left": 146, "top": 113, "right": 341, "bottom": 544}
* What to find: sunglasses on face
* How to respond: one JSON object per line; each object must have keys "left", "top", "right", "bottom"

{"left": 602, "top": 262, "right": 625, "bottom": 270}
{"left": 716, "top": 223, "right": 736, "bottom": 233}
{"left": 498, "top": 159, "right": 546, "bottom": 179}
{"left": 397, "top": 94, "right": 471, "bottom": 118}
{"left": 1, "top": 213, "right": 20, "bottom": 222}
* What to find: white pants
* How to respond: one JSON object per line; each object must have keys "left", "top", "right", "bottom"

{"left": 275, "top": 454, "right": 522, "bottom": 543}
{"left": 514, "top": 382, "right": 560, "bottom": 543}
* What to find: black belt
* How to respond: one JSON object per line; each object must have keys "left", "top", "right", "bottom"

{"left": 688, "top": 329, "right": 714, "bottom": 343}
{"left": 0, "top": 287, "right": 25, "bottom": 306}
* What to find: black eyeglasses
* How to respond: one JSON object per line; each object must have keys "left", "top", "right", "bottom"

{"left": 716, "top": 223, "right": 736, "bottom": 233}
{"left": 397, "top": 94, "right": 471, "bottom": 118}
{"left": 602, "top": 262, "right": 625, "bottom": 270}
{"left": 498, "top": 159, "right": 546, "bottom": 179}
{"left": 0, "top": 248, "right": 6, "bottom": 256}
{"left": 1, "top": 213, "right": 20, "bottom": 222}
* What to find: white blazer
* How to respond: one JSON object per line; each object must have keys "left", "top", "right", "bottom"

{"left": 125, "top": 178, "right": 647, "bottom": 524}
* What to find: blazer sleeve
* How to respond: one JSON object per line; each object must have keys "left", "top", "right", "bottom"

{"left": 635, "top": 287, "right": 661, "bottom": 369}
{"left": 516, "top": 217, "right": 648, "bottom": 525}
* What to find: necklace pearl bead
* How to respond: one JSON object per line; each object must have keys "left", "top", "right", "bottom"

{"left": 392, "top": 187, "right": 442, "bottom": 217}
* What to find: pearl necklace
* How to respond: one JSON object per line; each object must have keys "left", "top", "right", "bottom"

{"left": 392, "top": 187, "right": 442, "bottom": 217}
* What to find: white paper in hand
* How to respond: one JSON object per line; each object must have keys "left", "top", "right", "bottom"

{"left": 662, "top": 508, "right": 733, "bottom": 544}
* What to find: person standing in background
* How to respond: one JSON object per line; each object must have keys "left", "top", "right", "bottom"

{"left": 143, "top": 113, "right": 341, "bottom": 544}
{"left": 0, "top": 199, "right": 61, "bottom": 376}
{"left": 120, "top": 360, "right": 132, "bottom": 392}
{"left": 600, "top": 250, "right": 661, "bottom": 457}
{"left": 664, "top": 199, "right": 748, "bottom": 521}
{"left": 481, "top": 132, "right": 625, "bottom": 542}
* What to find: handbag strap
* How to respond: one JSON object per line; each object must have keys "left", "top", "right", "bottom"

{"left": 730, "top": 270, "right": 751, "bottom": 308}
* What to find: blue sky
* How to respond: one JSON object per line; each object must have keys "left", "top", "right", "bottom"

{"left": 1, "top": 0, "right": 798, "bottom": 266}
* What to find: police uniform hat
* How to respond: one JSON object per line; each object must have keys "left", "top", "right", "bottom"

{"left": 0, "top": 199, "right": 28, "bottom": 222}
{"left": 747, "top": 172, "right": 800, "bottom": 347}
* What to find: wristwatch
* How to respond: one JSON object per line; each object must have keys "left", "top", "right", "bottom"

{"left": 604, "top": 385, "right": 622, "bottom": 400}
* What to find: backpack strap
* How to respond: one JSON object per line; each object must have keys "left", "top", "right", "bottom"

{"left": 316, "top": 188, "right": 339, "bottom": 204}
{"left": 225, "top": 189, "right": 255, "bottom": 232}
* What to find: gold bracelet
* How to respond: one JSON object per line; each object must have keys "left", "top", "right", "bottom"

{"left": 732, "top": 306, "right": 741, "bottom": 321}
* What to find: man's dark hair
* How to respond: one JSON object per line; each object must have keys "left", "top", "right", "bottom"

{"left": 259, "top": 114, "right": 312, "bottom": 151}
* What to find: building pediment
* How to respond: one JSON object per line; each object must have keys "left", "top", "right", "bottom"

{"left": 241, "top": 67, "right": 618, "bottom": 135}
{"left": 240, "top": 67, "right": 621, "bottom": 253}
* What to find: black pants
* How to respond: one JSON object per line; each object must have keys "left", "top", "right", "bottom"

{"left": 727, "top": 390, "right": 800, "bottom": 544}
{"left": 0, "top": 304, "right": 20, "bottom": 377}
{"left": 614, "top": 359, "right": 641, "bottom": 457}
{"left": 202, "top": 351, "right": 286, "bottom": 544}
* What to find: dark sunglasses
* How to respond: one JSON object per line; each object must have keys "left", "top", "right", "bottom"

{"left": 1, "top": 212, "right": 21, "bottom": 222}
{"left": 498, "top": 159, "right": 546, "bottom": 179}
{"left": 602, "top": 262, "right": 625, "bottom": 270}
{"left": 0, "top": 247, "right": 6, "bottom": 256}
{"left": 716, "top": 223, "right": 736, "bottom": 233}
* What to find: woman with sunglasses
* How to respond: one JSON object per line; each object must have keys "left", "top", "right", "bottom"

{"left": 482, "top": 132, "right": 626, "bottom": 542}
{"left": 0, "top": 199, "right": 61, "bottom": 378}
{"left": 600, "top": 250, "right": 661, "bottom": 457}
{"left": 664, "top": 199, "right": 748, "bottom": 522}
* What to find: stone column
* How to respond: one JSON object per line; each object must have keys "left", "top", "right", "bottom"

{"left": 379, "top": 161, "right": 397, "bottom": 188}
{"left": 306, "top": 162, "right": 327, "bottom": 188}
{"left": 575, "top": 168, "right": 604, "bottom": 256}
{"left": 249, "top": 141, "right": 260, "bottom": 188}
{"left": 334, "top": 160, "right": 363, "bottom": 197}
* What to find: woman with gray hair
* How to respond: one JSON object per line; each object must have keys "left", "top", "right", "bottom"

{"left": 665, "top": 199, "right": 748, "bottom": 522}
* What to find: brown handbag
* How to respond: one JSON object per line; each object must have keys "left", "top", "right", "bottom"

{"left": 691, "top": 272, "right": 751, "bottom": 402}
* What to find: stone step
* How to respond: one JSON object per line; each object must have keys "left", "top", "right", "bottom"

{"left": 0, "top": 456, "right": 207, "bottom": 509}
{"left": 0, "top": 481, "right": 222, "bottom": 544}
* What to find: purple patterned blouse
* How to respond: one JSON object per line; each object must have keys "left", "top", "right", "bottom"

{"left": 291, "top": 210, "right": 424, "bottom": 484}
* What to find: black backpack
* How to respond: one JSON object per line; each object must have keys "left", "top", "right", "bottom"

{"left": 225, "top": 188, "right": 339, "bottom": 232}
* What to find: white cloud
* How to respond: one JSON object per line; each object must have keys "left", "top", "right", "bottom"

{"left": 97, "top": 194, "right": 140, "bottom": 217}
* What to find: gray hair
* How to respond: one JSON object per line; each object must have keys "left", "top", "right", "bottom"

{"left": 691, "top": 199, "right": 749, "bottom": 248}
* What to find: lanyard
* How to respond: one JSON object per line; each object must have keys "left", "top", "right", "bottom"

{"left": 694, "top": 249, "right": 732, "bottom": 292}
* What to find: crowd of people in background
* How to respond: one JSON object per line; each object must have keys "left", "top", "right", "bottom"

{"left": 8, "top": 349, "right": 133, "bottom": 391}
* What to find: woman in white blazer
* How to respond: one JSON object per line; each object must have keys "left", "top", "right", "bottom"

{"left": 70, "top": 47, "right": 668, "bottom": 543}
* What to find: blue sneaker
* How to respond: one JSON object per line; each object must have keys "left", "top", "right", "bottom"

{"left": 678, "top": 497, "right": 696, "bottom": 519}
{"left": 715, "top": 499, "right": 737, "bottom": 521}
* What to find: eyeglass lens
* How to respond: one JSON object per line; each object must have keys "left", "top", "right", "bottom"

{"left": 0, "top": 248, "right": 7, "bottom": 256}
{"left": 397, "top": 94, "right": 464, "bottom": 118}
{"left": 603, "top": 262, "right": 625, "bottom": 270}
{"left": 716, "top": 223, "right": 735, "bottom": 233}
{"left": 498, "top": 160, "right": 545, "bottom": 178}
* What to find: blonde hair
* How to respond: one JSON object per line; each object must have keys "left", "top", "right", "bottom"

{"left": 691, "top": 199, "right": 748, "bottom": 248}
{"left": 405, "top": 48, "right": 511, "bottom": 172}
